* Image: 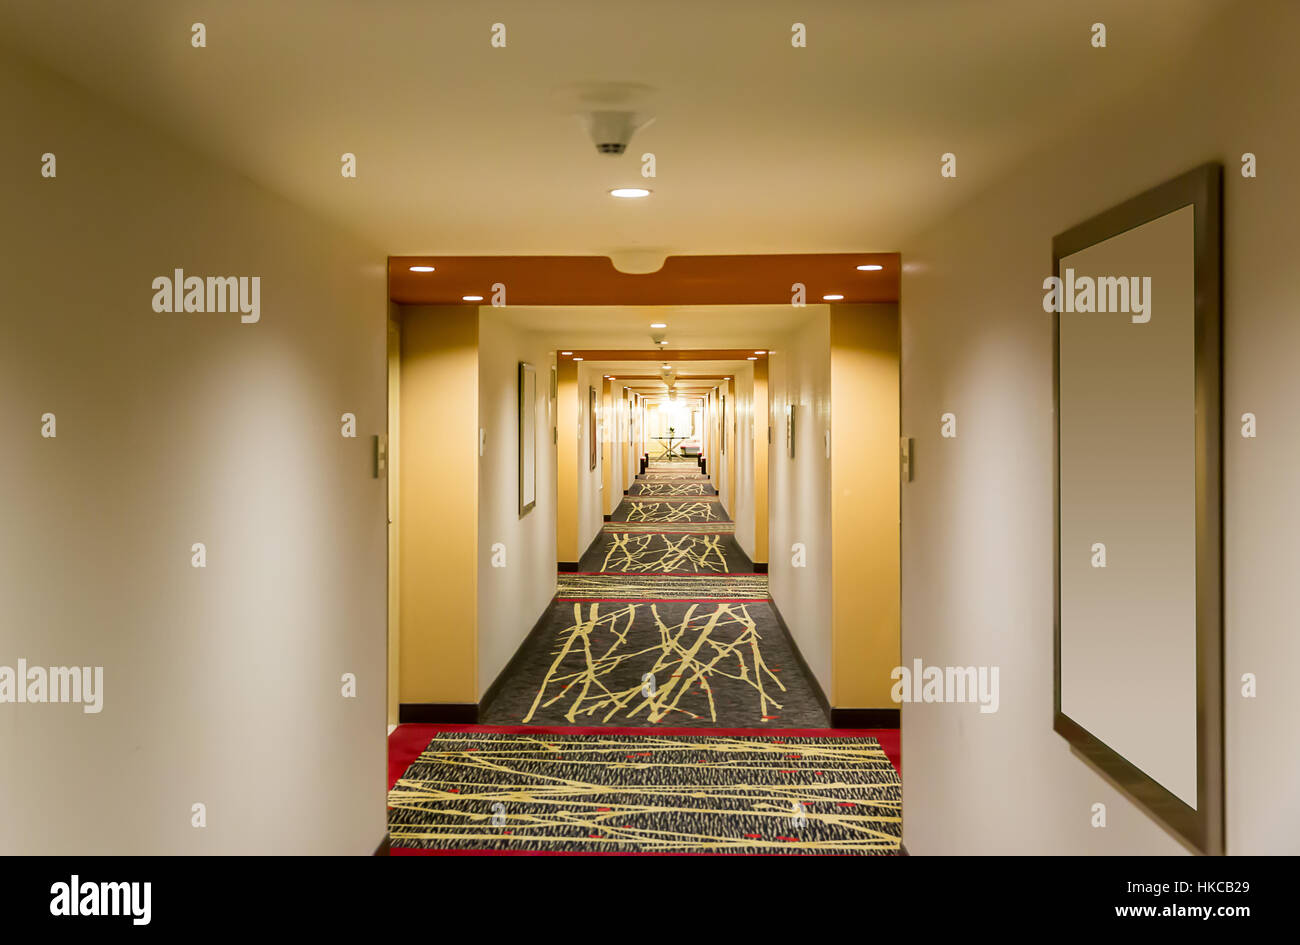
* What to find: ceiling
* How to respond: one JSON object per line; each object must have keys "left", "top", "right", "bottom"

{"left": 0, "top": 0, "right": 1229, "bottom": 256}
{"left": 598, "top": 359, "right": 748, "bottom": 406}
{"left": 484, "top": 304, "right": 820, "bottom": 350}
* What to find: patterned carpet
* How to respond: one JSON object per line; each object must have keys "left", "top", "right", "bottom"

{"left": 479, "top": 459, "right": 828, "bottom": 728}
{"left": 579, "top": 531, "right": 751, "bottom": 573}
{"left": 609, "top": 496, "right": 726, "bottom": 524}
{"left": 388, "top": 730, "right": 902, "bottom": 854}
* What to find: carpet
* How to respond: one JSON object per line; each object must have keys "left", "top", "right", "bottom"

{"left": 479, "top": 596, "right": 826, "bottom": 727}
{"left": 626, "top": 481, "right": 716, "bottom": 496}
{"left": 578, "top": 531, "right": 752, "bottom": 573}
{"left": 610, "top": 497, "right": 725, "bottom": 523}
{"left": 387, "top": 729, "right": 902, "bottom": 855}
{"left": 556, "top": 573, "right": 768, "bottom": 600}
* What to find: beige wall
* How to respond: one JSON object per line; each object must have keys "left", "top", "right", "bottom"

{"left": 476, "top": 314, "right": 557, "bottom": 697}
{"left": 387, "top": 308, "right": 402, "bottom": 728}
{"left": 831, "top": 304, "right": 900, "bottom": 708}
{"left": 555, "top": 360, "right": 580, "bottom": 563}
{"left": 399, "top": 306, "right": 477, "bottom": 705}
{"left": 575, "top": 364, "right": 605, "bottom": 556}
{"left": 900, "top": 2, "right": 1300, "bottom": 854}
{"left": 0, "top": 51, "right": 387, "bottom": 853}
{"left": 768, "top": 309, "right": 834, "bottom": 690}
{"left": 753, "top": 359, "right": 770, "bottom": 564}
{"left": 731, "top": 366, "right": 758, "bottom": 560}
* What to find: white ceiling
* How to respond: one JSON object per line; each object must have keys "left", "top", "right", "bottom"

{"left": 0, "top": 0, "right": 1227, "bottom": 255}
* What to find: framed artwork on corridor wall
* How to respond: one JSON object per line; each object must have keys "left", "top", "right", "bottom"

{"left": 1052, "top": 162, "right": 1223, "bottom": 855}
{"left": 518, "top": 362, "right": 536, "bottom": 516}
{"left": 721, "top": 394, "right": 727, "bottom": 453}
{"left": 588, "top": 386, "right": 598, "bottom": 470}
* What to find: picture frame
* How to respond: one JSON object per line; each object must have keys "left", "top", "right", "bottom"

{"left": 588, "top": 386, "right": 598, "bottom": 470}
{"left": 721, "top": 394, "right": 727, "bottom": 454}
{"left": 1052, "top": 162, "right": 1223, "bottom": 855}
{"left": 518, "top": 362, "right": 536, "bottom": 516}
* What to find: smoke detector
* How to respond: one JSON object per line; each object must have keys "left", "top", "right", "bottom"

{"left": 580, "top": 110, "right": 654, "bottom": 155}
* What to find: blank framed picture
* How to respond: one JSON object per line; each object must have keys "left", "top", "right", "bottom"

{"left": 518, "top": 362, "right": 536, "bottom": 516}
{"left": 1052, "top": 163, "right": 1222, "bottom": 855}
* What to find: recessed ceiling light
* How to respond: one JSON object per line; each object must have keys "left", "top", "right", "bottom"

{"left": 747, "top": 356, "right": 757, "bottom": 360}
{"left": 856, "top": 264, "right": 883, "bottom": 271}
{"left": 573, "top": 357, "right": 584, "bottom": 361}
{"left": 409, "top": 265, "right": 435, "bottom": 272}
{"left": 755, "top": 350, "right": 766, "bottom": 354}
{"left": 657, "top": 340, "right": 668, "bottom": 345}
{"left": 662, "top": 364, "right": 671, "bottom": 370}
{"left": 561, "top": 351, "right": 573, "bottom": 355}
{"left": 650, "top": 322, "right": 667, "bottom": 328}
{"left": 462, "top": 294, "right": 484, "bottom": 301}
{"left": 609, "top": 187, "right": 651, "bottom": 198}
{"left": 823, "top": 294, "right": 844, "bottom": 300}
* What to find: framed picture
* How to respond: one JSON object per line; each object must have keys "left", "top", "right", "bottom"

{"left": 588, "top": 386, "right": 598, "bottom": 470}
{"left": 518, "top": 362, "right": 536, "bottom": 516}
{"left": 721, "top": 394, "right": 727, "bottom": 454}
{"left": 1052, "top": 163, "right": 1223, "bottom": 854}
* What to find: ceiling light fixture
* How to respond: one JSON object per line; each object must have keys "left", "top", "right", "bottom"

{"left": 823, "top": 293, "right": 844, "bottom": 300}
{"left": 409, "top": 265, "right": 435, "bottom": 272}
{"left": 573, "top": 357, "right": 584, "bottom": 361}
{"left": 755, "top": 350, "right": 766, "bottom": 354}
{"left": 609, "top": 187, "right": 651, "bottom": 198}
{"left": 856, "top": 264, "right": 883, "bottom": 271}
{"left": 747, "top": 356, "right": 757, "bottom": 360}
{"left": 561, "top": 351, "right": 573, "bottom": 355}
{"left": 462, "top": 294, "right": 484, "bottom": 301}
{"left": 650, "top": 322, "right": 667, "bottom": 328}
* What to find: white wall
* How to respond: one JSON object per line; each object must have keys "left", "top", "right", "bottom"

{"left": 476, "top": 314, "right": 557, "bottom": 697}
{"left": 900, "top": 2, "right": 1300, "bottom": 854}
{"left": 0, "top": 51, "right": 386, "bottom": 853}
{"left": 767, "top": 308, "right": 832, "bottom": 691}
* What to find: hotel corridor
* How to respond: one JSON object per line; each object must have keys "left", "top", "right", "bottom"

{"left": 480, "top": 457, "right": 828, "bottom": 727}
{"left": 386, "top": 457, "right": 904, "bottom": 854}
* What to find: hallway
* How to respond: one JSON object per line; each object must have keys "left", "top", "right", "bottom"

{"left": 386, "top": 455, "right": 903, "bottom": 854}
{"left": 479, "top": 458, "right": 829, "bottom": 728}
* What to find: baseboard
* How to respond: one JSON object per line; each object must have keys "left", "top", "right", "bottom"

{"left": 398, "top": 703, "right": 477, "bottom": 723}
{"left": 557, "top": 561, "right": 580, "bottom": 572}
{"left": 830, "top": 707, "right": 901, "bottom": 728}
{"left": 374, "top": 835, "right": 391, "bottom": 856}
{"left": 766, "top": 596, "right": 831, "bottom": 722}
{"left": 753, "top": 562, "right": 768, "bottom": 574}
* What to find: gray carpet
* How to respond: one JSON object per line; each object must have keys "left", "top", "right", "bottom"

{"left": 481, "top": 463, "right": 828, "bottom": 728}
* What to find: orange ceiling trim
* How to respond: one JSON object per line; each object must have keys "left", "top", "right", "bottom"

{"left": 388, "top": 253, "right": 899, "bottom": 305}
{"left": 565, "top": 349, "right": 760, "bottom": 361}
